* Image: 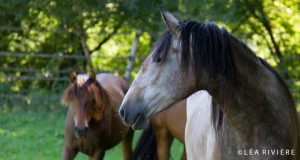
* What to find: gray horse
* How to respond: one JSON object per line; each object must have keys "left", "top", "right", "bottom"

{"left": 119, "top": 9, "right": 299, "bottom": 160}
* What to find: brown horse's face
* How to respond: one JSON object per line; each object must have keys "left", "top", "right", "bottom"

{"left": 62, "top": 72, "right": 103, "bottom": 138}
{"left": 69, "top": 88, "right": 95, "bottom": 138}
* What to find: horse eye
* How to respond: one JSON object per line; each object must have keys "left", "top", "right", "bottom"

{"left": 91, "top": 100, "right": 96, "bottom": 108}
{"left": 154, "top": 57, "right": 162, "bottom": 63}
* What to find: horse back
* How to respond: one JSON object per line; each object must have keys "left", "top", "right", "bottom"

{"left": 96, "top": 73, "right": 129, "bottom": 109}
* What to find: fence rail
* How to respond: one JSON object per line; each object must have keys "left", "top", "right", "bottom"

{"left": 0, "top": 50, "right": 299, "bottom": 108}
{"left": 0, "top": 25, "right": 133, "bottom": 35}
{"left": 0, "top": 94, "right": 61, "bottom": 100}
{"left": 0, "top": 51, "right": 145, "bottom": 60}
{"left": 2, "top": 75, "right": 69, "bottom": 82}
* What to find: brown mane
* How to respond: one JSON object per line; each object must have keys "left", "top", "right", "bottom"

{"left": 61, "top": 74, "right": 110, "bottom": 120}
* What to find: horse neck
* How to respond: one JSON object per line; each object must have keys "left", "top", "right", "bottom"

{"left": 208, "top": 39, "right": 297, "bottom": 149}
{"left": 95, "top": 81, "right": 112, "bottom": 119}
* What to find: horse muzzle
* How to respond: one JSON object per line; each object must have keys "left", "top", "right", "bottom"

{"left": 119, "top": 102, "right": 149, "bottom": 130}
{"left": 74, "top": 126, "right": 88, "bottom": 138}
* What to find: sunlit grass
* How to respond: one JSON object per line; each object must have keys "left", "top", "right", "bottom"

{"left": 0, "top": 108, "right": 184, "bottom": 160}
{"left": 0, "top": 110, "right": 64, "bottom": 159}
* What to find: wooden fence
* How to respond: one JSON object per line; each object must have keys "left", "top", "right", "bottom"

{"left": 0, "top": 36, "right": 299, "bottom": 108}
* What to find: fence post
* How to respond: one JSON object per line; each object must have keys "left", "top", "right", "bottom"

{"left": 80, "top": 35, "right": 94, "bottom": 72}
{"left": 124, "top": 30, "right": 142, "bottom": 82}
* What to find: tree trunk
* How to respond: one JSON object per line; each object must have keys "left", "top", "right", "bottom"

{"left": 124, "top": 30, "right": 142, "bottom": 82}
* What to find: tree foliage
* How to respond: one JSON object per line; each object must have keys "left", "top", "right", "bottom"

{"left": 0, "top": 0, "right": 299, "bottom": 104}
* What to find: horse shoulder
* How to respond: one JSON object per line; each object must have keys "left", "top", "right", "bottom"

{"left": 161, "top": 99, "right": 186, "bottom": 143}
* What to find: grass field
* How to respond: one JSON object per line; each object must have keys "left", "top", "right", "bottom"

{"left": 1, "top": 103, "right": 299, "bottom": 160}
{"left": 0, "top": 108, "right": 184, "bottom": 160}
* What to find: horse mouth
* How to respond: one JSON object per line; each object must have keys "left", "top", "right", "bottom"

{"left": 74, "top": 126, "right": 88, "bottom": 139}
{"left": 132, "top": 114, "right": 149, "bottom": 130}
{"left": 75, "top": 133, "right": 87, "bottom": 139}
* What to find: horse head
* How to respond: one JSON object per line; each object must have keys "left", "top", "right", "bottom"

{"left": 119, "top": 9, "right": 234, "bottom": 130}
{"left": 62, "top": 71, "right": 105, "bottom": 138}
{"left": 119, "top": 10, "right": 197, "bottom": 130}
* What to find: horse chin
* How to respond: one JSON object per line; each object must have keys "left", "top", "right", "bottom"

{"left": 131, "top": 114, "right": 149, "bottom": 130}
{"left": 75, "top": 133, "right": 87, "bottom": 139}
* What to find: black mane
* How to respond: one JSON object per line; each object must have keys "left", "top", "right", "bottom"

{"left": 152, "top": 31, "right": 172, "bottom": 63}
{"left": 152, "top": 21, "right": 236, "bottom": 92}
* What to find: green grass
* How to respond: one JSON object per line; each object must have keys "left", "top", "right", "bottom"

{"left": 1, "top": 104, "right": 299, "bottom": 160}
{"left": 0, "top": 108, "right": 184, "bottom": 160}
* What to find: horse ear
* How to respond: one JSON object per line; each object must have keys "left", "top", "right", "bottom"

{"left": 160, "top": 9, "right": 180, "bottom": 37}
{"left": 89, "top": 71, "right": 96, "bottom": 82}
{"left": 70, "top": 71, "right": 77, "bottom": 83}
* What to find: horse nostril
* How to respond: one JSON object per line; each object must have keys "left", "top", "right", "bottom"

{"left": 74, "top": 127, "right": 88, "bottom": 137}
{"left": 84, "top": 127, "right": 88, "bottom": 132}
{"left": 119, "top": 108, "right": 125, "bottom": 118}
{"left": 74, "top": 127, "right": 78, "bottom": 133}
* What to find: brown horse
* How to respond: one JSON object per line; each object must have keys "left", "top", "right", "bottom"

{"left": 132, "top": 100, "right": 187, "bottom": 160}
{"left": 61, "top": 71, "right": 133, "bottom": 160}
{"left": 151, "top": 99, "right": 186, "bottom": 160}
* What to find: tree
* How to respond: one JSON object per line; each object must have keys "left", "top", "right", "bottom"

{"left": 0, "top": 0, "right": 299, "bottom": 104}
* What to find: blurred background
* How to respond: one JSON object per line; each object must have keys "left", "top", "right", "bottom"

{"left": 0, "top": 0, "right": 299, "bottom": 159}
